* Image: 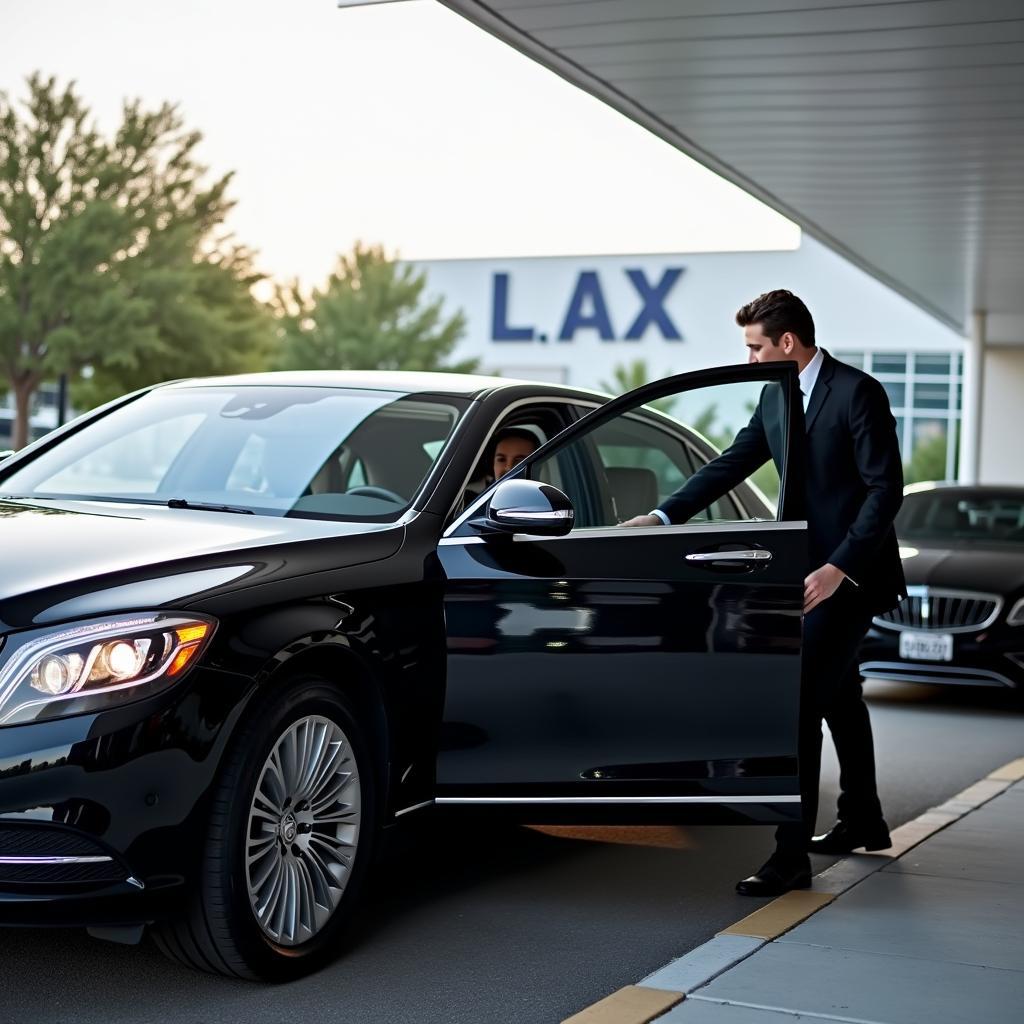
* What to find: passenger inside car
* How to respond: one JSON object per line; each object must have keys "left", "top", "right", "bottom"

{"left": 462, "top": 425, "right": 544, "bottom": 510}
{"left": 492, "top": 427, "right": 540, "bottom": 480}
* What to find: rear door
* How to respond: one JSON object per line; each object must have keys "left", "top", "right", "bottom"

{"left": 437, "top": 362, "right": 807, "bottom": 822}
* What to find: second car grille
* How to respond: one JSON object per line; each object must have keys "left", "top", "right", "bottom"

{"left": 874, "top": 588, "right": 1002, "bottom": 633}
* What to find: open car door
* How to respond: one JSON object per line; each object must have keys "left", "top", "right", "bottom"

{"left": 436, "top": 361, "right": 807, "bottom": 823}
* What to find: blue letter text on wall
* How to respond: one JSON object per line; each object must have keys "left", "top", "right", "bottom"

{"left": 558, "top": 271, "right": 615, "bottom": 341}
{"left": 491, "top": 273, "right": 535, "bottom": 341}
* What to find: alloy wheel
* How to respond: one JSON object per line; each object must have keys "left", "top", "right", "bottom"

{"left": 245, "top": 714, "right": 361, "bottom": 946}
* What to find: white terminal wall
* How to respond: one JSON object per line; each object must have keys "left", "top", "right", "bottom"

{"left": 980, "top": 348, "right": 1024, "bottom": 486}
{"left": 412, "top": 236, "right": 963, "bottom": 391}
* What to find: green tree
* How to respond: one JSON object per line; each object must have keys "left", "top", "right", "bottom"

{"left": 688, "top": 402, "right": 736, "bottom": 452}
{"left": 273, "top": 243, "right": 475, "bottom": 373}
{"left": 73, "top": 243, "right": 272, "bottom": 408}
{"left": 599, "top": 359, "right": 677, "bottom": 414}
{"left": 904, "top": 431, "right": 948, "bottom": 485}
{"left": 0, "top": 74, "right": 271, "bottom": 447}
{"left": 691, "top": 402, "right": 720, "bottom": 439}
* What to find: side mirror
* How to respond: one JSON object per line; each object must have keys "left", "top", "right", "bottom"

{"left": 476, "top": 478, "right": 574, "bottom": 538}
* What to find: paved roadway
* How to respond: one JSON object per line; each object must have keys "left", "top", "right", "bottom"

{"left": 4, "top": 681, "right": 1023, "bottom": 1024}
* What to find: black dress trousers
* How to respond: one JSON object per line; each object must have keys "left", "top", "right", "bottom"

{"left": 775, "top": 581, "right": 883, "bottom": 853}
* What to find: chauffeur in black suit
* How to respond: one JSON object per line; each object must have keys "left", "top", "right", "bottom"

{"left": 622, "top": 289, "right": 907, "bottom": 896}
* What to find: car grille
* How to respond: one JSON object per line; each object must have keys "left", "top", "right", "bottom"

{"left": 0, "top": 823, "right": 126, "bottom": 886}
{"left": 873, "top": 587, "right": 1002, "bottom": 633}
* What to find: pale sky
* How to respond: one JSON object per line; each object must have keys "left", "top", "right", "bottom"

{"left": 3, "top": 0, "right": 799, "bottom": 287}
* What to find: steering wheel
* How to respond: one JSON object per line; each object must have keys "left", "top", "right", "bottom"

{"left": 345, "top": 485, "right": 405, "bottom": 504}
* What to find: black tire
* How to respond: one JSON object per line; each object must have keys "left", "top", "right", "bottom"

{"left": 153, "top": 678, "right": 377, "bottom": 981}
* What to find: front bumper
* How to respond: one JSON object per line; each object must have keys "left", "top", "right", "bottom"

{"left": 0, "top": 666, "right": 251, "bottom": 927}
{"left": 859, "top": 625, "right": 1024, "bottom": 689}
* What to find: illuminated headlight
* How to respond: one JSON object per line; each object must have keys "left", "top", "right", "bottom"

{"left": 0, "top": 614, "right": 216, "bottom": 727}
{"left": 1008, "top": 598, "right": 1024, "bottom": 627}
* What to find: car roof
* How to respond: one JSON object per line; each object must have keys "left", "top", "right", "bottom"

{"left": 905, "top": 482, "right": 1024, "bottom": 496}
{"left": 156, "top": 370, "right": 611, "bottom": 402}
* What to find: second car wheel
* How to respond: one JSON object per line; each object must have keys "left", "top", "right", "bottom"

{"left": 153, "top": 677, "right": 376, "bottom": 980}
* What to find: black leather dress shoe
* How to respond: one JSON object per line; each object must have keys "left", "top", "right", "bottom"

{"left": 809, "top": 820, "right": 892, "bottom": 854}
{"left": 735, "top": 856, "right": 812, "bottom": 897}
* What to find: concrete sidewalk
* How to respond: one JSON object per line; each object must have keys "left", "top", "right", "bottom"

{"left": 567, "top": 757, "right": 1024, "bottom": 1024}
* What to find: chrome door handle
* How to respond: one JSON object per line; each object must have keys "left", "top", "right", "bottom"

{"left": 686, "top": 549, "right": 772, "bottom": 563}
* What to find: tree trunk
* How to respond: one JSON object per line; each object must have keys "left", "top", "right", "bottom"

{"left": 11, "top": 382, "right": 33, "bottom": 451}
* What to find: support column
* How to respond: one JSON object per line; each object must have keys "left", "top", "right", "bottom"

{"left": 957, "top": 310, "right": 986, "bottom": 484}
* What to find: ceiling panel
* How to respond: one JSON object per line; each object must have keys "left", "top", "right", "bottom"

{"left": 444, "top": 0, "right": 1024, "bottom": 339}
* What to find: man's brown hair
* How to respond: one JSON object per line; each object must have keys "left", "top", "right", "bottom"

{"left": 735, "top": 289, "right": 816, "bottom": 348}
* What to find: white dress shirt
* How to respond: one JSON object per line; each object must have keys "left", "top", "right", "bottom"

{"left": 799, "top": 347, "right": 824, "bottom": 411}
{"left": 649, "top": 349, "right": 823, "bottom": 526}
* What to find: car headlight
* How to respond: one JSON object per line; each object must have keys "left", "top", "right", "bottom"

{"left": 0, "top": 613, "right": 216, "bottom": 727}
{"left": 1008, "top": 598, "right": 1024, "bottom": 627}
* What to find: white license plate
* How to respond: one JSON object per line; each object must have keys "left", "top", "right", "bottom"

{"left": 899, "top": 631, "right": 954, "bottom": 662}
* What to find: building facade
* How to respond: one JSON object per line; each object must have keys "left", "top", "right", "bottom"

{"left": 415, "top": 236, "right": 966, "bottom": 482}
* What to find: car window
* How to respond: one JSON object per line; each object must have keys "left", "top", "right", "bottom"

{"left": 450, "top": 402, "right": 577, "bottom": 522}
{"left": 30, "top": 412, "right": 206, "bottom": 496}
{"left": 513, "top": 378, "right": 784, "bottom": 531}
{"left": 592, "top": 413, "right": 741, "bottom": 524}
{"left": 3, "top": 386, "right": 468, "bottom": 521}
{"left": 897, "top": 490, "right": 1024, "bottom": 543}
{"left": 347, "top": 457, "right": 368, "bottom": 489}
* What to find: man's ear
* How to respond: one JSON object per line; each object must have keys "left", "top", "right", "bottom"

{"left": 780, "top": 332, "right": 796, "bottom": 354}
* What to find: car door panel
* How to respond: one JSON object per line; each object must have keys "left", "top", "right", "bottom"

{"left": 438, "top": 522, "right": 803, "bottom": 807}
{"left": 437, "top": 363, "right": 807, "bottom": 822}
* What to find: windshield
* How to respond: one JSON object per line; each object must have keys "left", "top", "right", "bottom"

{"left": 896, "top": 490, "right": 1024, "bottom": 544}
{"left": 0, "top": 386, "right": 467, "bottom": 521}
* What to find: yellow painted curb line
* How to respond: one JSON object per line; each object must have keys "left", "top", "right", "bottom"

{"left": 561, "top": 986, "right": 683, "bottom": 1024}
{"left": 886, "top": 814, "right": 956, "bottom": 856}
{"left": 879, "top": 756, "right": 1023, "bottom": 857}
{"left": 989, "top": 757, "right": 1024, "bottom": 782}
{"left": 955, "top": 778, "right": 1012, "bottom": 805}
{"left": 719, "top": 890, "right": 835, "bottom": 940}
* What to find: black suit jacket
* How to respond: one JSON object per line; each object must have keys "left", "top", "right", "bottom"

{"left": 659, "top": 350, "right": 907, "bottom": 615}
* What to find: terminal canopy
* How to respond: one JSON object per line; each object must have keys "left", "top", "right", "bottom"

{"left": 444, "top": 0, "right": 1024, "bottom": 346}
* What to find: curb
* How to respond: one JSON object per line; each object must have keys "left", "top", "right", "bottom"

{"left": 560, "top": 755, "right": 1024, "bottom": 1024}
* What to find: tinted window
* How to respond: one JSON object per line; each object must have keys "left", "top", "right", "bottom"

{"left": 913, "top": 353, "right": 951, "bottom": 375}
{"left": 897, "top": 490, "right": 1024, "bottom": 544}
{"left": 591, "top": 414, "right": 740, "bottom": 524}
{"left": 873, "top": 353, "right": 907, "bottom": 374}
{"left": 455, "top": 403, "right": 574, "bottom": 520}
{"left": 2, "top": 386, "right": 466, "bottom": 521}
{"left": 526, "top": 394, "right": 765, "bottom": 530}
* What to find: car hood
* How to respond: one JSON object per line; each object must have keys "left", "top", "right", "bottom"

{"left": 900, "top": 540, "right": 1024, "bottom": 594}
{"left": 0, "top": 498, "right": 404, "bottom": 631}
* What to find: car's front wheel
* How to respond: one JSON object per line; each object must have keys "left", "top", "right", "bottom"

{"left": 154, "top": 678, "right": 375, "bottom": 980}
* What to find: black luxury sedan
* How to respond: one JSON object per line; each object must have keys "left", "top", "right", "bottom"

{"left": 859, "top": 483, "right": 1024, "bottom": 691}
{"left": 0, "top": 365, "right": 811, "bottom": 980}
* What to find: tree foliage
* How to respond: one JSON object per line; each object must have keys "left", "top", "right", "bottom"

{"left": 273, "top": 243, "right": 475, "bottom": 374}
{"left": 0, "top": 74, "right": 271, "bottom": 446}
{"left": 599, "top": 359, "right": 677, "bottom": 414}
{"left": 904, "top": 431, "right": 948, "bottom": 485}
{"left": 74, "top": 243, "right": 272, "bottom": 409}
